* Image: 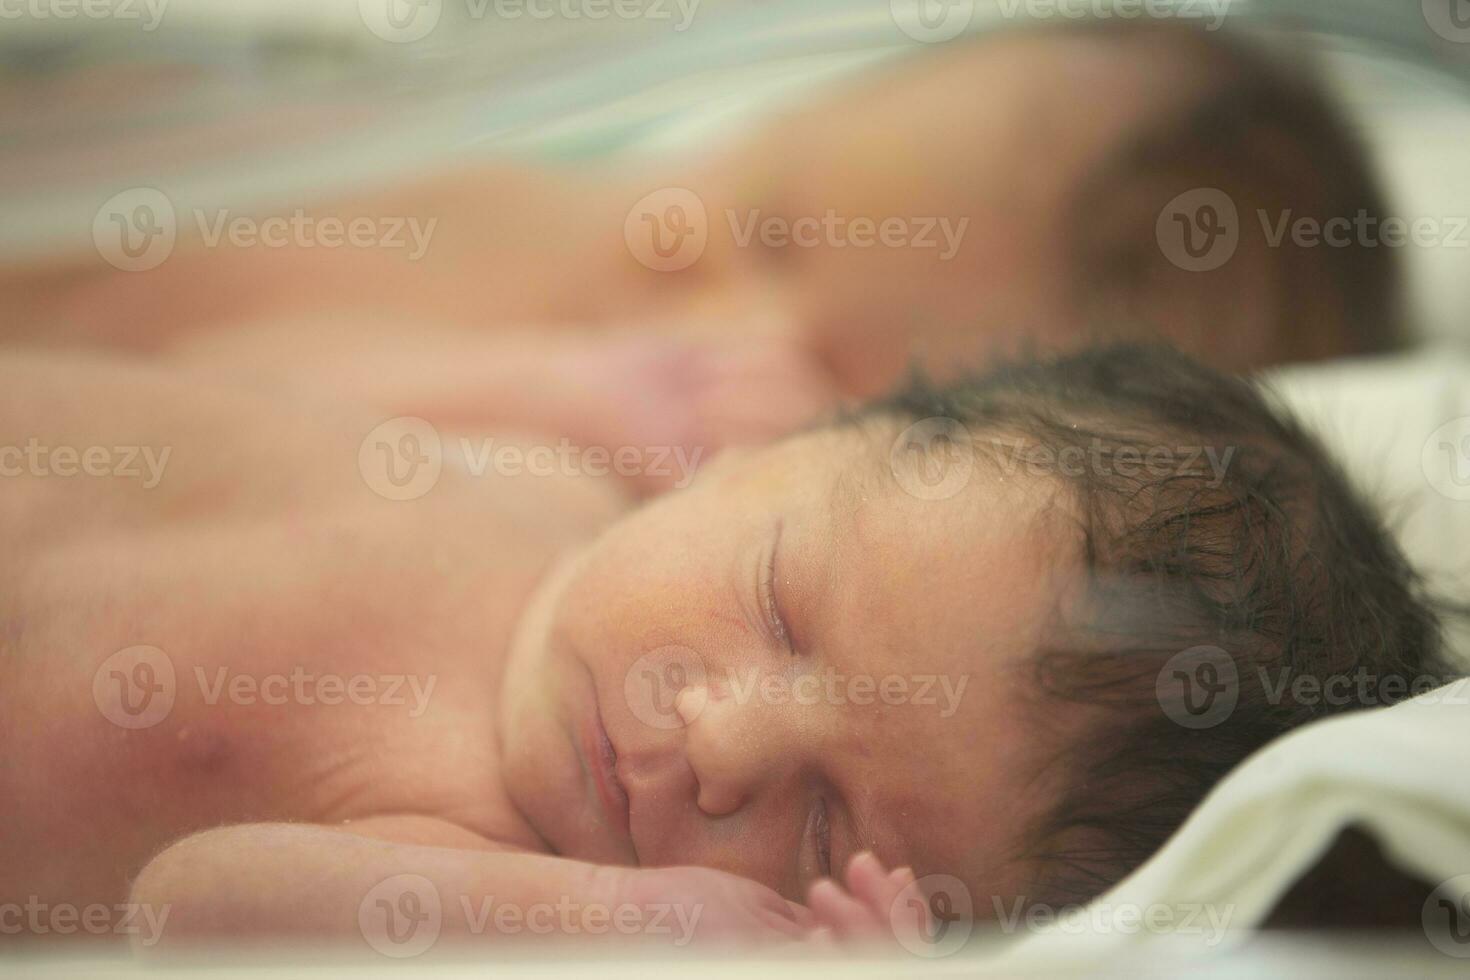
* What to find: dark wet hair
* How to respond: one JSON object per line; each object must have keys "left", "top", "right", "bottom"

{"left": 864, "top": 344, "right": 1459, "bottom": 907}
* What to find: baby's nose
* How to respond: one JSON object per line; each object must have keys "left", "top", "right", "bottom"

{"left": 674, "top": 685, "right": 705, "bottom": 727}
{"left": 679, "top": 672, "right": 809, "bottom": 817}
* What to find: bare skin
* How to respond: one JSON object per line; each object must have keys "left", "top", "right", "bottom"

{"left": 0, "top": 327, "right": 1080, "bottom": 954}
{"left": 0, "top": 27, "right": 1298, "bottom": 395}
{"left": 0, "top": 23, "right": 1284, "bottom": 956}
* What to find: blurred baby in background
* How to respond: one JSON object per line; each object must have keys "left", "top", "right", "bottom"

{"left": 4, "top": 20, "right": 1399, "bottom": 441}
{"left": 0, "top": 15, "right": 1440, "bottom": 958}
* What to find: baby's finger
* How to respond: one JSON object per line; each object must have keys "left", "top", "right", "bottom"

{"left": 844, "top": 852, "right": 898, "bottom": 918}
{"left": 888, "top": 866, "right": 932, "bottom": 948}
{"left": 757, "top": 905, "right": 812, "bottom": 939}
{"left": 785, "top": 900, "right": 817, "bottom": 929}
{"left": 805, "top": 925, "right": 839, "bottom": 951}
{"left": 807, "top": 879, "right": 882, "bottom": 939}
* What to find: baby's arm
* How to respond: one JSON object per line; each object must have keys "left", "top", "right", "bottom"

{"left": 167, "top": 317, "right": 836, "bottom": 492}
{"left": 128, "top": 817, "right": 810, "bottom": 955}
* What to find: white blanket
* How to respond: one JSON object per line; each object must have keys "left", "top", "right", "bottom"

{"left": 997, "top": 678, "right": 1470, "bottom": 965}
{"left": 990, "top": 349, "right": 1470, "bottom": 966}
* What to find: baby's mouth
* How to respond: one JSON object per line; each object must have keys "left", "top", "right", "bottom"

{"left": 583, "top": 696, "right": 632, "bottom": 841}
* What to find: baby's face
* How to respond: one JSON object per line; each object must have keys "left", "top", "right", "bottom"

{"left": 698, "top": 29, "right": 1218, "bottom": 397}
{"left": 500, "top": 422, "right": 1082, "bottom": 902}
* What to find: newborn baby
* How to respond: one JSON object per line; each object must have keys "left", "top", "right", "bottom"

{"left": 0, "top": 341, "right": 1451, "bottom": 954}
{"left": 5, "top": 19, "right": 1399, "bottom": 393}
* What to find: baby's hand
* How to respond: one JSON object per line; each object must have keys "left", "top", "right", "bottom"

{"left": 805, "top": 852, "right": 930, "bottom": 949}
{"left": 614, "top": 864, "right": 814, "bottom": 946}
{"left": 578, "top": 332, "right": 838, "bottom": 492}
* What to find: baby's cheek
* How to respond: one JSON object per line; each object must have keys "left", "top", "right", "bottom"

{"left": 681, "top": 801, "right": 805, "bottom": 899}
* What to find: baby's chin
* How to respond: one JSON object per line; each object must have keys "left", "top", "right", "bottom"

{"left": 495, "top": 556, "right": 594, "bottom": 846}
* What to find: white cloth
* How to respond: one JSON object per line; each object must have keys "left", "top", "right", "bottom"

{"left": 1265, "top": 348, "right": 1470, "bottom": 664}
{"left": 997, "top": 679, "right": 1470, "bottom": 963}
{"left": 994, "top": 351, "right": 1470, "bottom": 964}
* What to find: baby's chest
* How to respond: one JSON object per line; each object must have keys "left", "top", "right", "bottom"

{"left": 1, "top": 503, "right": 545, "bottom": 892}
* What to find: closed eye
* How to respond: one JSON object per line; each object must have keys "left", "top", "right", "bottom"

{"left": 760, "top": 520, "right": 792, "bottom": 651}
{"left": 805, "top": 797, "right": 832, "bottom": 881}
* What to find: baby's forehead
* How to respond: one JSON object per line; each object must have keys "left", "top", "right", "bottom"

{"left": 826, "top": 430, "right": 1080, "bottom": 630}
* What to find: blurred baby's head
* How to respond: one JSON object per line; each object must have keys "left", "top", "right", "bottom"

{"left": 707, "top": 18, "right": 1399, "bottom": 396}
{"left": 499, "top": 345, "right": 1453, "bottom": 916}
